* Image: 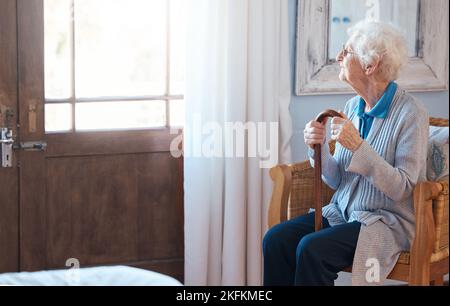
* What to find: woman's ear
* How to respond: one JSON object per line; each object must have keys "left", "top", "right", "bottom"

{"left": 365, "top": 57, "right": 381, "bottom": 76}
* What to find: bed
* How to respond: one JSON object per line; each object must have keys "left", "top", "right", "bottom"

{"left": 0, "top": 266, "right": 182, "bottom": 286}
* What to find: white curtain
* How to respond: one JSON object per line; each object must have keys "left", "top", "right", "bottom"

{"left": 184, "top": 0, "right": 292, "bottom": 286}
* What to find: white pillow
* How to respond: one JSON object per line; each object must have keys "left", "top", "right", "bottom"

{"left": 427, "top": 126, "right": 449, "bottom": 181}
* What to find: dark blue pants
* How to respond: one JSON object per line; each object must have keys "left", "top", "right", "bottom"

{"left": 263, "top": 212, "right": 361, "bottom": 286}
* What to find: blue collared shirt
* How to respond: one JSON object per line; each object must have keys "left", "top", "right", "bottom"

{"left": 356, "top": 81, "right": 397, "bottom": 139}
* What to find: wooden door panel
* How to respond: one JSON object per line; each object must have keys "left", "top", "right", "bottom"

{"left": 135, "top": 153, "right": 183, "bottom": 260}
{"left": 0, "top": 170, "right": 18, "bottom": 272}
{"left": 19, "top": 152, "right": 47, "bottom": 271}
{"left": 46, "top": 155, "right": 139, "bottom": 267}
{"left": 45, "top": 153, "right": 182, "bottom": 269}
{"left": 0, "top": 0, "right": 19, "bottom": 273}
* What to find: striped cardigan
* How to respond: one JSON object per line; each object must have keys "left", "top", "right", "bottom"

{"left": 308, "top": 87, "right": 429, "bottom": 285}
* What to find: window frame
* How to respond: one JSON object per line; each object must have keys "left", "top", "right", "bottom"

{"left": 44, "top": 0, "right": 184, "bottom": 133}
{"left": 295, "top": 0, "right": 449, "bottom": 96}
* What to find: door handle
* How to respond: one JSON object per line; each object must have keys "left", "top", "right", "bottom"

{"left": 1, "top": 127, "right": 13, "bottom": 167}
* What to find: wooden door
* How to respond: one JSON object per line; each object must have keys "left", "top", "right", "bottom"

{"left": 0, "top": 0, "right": 19, "bottom": 274}
{"left": 1, "top": 0, "right": 184, "bottom": 281}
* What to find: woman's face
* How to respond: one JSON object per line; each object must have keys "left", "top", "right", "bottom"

{"left": 336, "top": 42, "right": 366, "bottom": 85}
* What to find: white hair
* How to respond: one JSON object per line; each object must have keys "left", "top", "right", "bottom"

{"left": 347, "top": 20, "right": 408, "bottom": 81}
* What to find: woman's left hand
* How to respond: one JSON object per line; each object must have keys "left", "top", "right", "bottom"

{"left": 330, "top": 112, "right": 363, "bottom": 152}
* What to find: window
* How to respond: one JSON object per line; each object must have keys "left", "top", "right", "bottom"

{"left": 44, "top": 0, "right": 186, "bottom": 132}
{"left": 295, "top": 0, "right": 449, "bottom": 95}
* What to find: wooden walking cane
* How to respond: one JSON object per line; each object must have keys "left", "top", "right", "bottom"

{"left": 314, "top": 110, "right": 344, "bottom": 231}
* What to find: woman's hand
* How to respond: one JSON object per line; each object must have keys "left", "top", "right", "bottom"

{"left": 331, "top": 112, "right": 363, "bottom": 152}
{"left": 304, "top": 118, "right": 328, "bottom": 150}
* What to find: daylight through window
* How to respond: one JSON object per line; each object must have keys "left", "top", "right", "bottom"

{"left": 44, "top": 0, "right": 186, "bottom": 132}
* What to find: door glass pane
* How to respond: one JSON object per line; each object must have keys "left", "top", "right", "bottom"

{"left": 44, "top": 0, "right": 72, "bottom": 99}
{"left": 170, "top": 99, "right": 184, "bottom": 127}
{"left": 329, "top": 0, "right": 419, "bottom": 60}
{"left": 75, "top": 101, "right": 166, "bottom": 131}
{"left": 45, "top": 103, "right": 72, "bottom": 132}
{"left": 170, "top": 0, "right": 187, "bottom": 95}
{"left": 75, "top": 0, "right": 167, "bottom": 98}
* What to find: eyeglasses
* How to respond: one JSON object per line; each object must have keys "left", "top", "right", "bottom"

{"left": 341, "top": 44, "right": 357, "bottom": 57}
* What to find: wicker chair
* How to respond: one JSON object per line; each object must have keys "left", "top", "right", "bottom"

{"left": 268, "top": 117, "right": 449, "bottom": 286}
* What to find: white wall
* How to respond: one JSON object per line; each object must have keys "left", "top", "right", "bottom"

{"left": 289, "top": 0, "right": 449, "bottom": 162}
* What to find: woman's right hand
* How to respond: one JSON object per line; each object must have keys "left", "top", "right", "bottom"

{"left": 304, "top": 118, "right": 328, "bottom": 150}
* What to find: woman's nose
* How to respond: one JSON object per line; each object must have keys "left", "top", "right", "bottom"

{"left": 336, "top": 51, "right": 343, "bottom": 62}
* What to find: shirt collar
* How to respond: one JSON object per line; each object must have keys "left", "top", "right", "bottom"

{"left": 356, "top": 81, "right": 398, "bottom": 119}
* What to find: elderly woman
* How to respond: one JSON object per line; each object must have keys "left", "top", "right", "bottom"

{"left": 263, "top": 21, "right": 428, "bottom": 286}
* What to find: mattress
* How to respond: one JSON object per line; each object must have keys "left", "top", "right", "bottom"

{"left": 0, "top": 266, "right": 182, "bottom": 286}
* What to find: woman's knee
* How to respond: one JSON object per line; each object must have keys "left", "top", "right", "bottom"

{"left": 296, "top": 234, "right": 323, "bottom": 261}
{"left": 262, "top": 224, "right": 285, "bottom": 254}
{"left": 263, "top": 214, "right": 316, "bottom": 256}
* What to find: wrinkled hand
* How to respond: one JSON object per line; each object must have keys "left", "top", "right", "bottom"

{"left": 330, "top": 112, "right": 363, "bottom": 152}
{"left": 304, "top": 118, "right": 329, "bottom": 150}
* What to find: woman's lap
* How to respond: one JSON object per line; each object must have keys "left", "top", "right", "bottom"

{"left": 263, "top": 212, "right": 362, "bottom": 285}
{"left": 264, "top": 212, "right": 361, "bottom": 261}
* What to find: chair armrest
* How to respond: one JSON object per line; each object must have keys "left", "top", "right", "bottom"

{"left": 432, "top": 181, "right": 449, "bottom": 254}
{"left": 268, "top": 165, "right": 292, "bottom": 228}
{"left": 410, "top": 180, "right": 447, "bottom": 285}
